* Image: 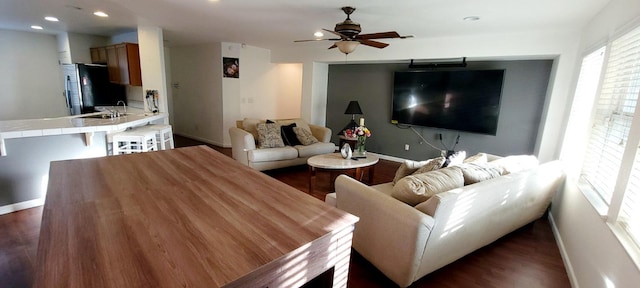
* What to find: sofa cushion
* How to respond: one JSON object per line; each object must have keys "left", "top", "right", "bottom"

{"left": 293, "top": 127, "right": 319, "bottom": 145}
{"left": 296, "top": 142, "right": 335, "bottom": 157}
{"left": 463, "top": 152, "right": 488, "bottom": 164}
{"left": 392, "top": 157, "right": 446, "bottom": 184}
{"left": 248, "top": 146, "right": 298, "bottom": 162}
{"left": 457, "top": 162, "right": 503, "bottom": 185}
{"left": 391, "top": 166, "right": 464, "bottom": 206}
{"left": 280, "top": 123, "right": 302, "bottom": 146}
{"left": 490, "top": 155, "right": 539, "bottom": 175}
{"left": 256, "top": 123, "right": 285, "bottom": 148}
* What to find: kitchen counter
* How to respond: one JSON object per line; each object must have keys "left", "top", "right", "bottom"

{"left": 0, "top": 111, "right": 167, "bottom": 156}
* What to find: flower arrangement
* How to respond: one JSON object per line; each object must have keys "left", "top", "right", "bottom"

{"left": 344, "top": 125, "right": 372, "bottom": 154}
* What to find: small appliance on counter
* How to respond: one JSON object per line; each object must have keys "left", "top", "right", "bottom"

{"left": 63, "top": 64, "right": 126, "bottom": 115}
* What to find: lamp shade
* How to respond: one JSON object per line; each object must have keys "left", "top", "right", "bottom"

{"left": 344, "top": 101, "right": 363, "bottom": 115}
{"left": 335, "top": 40, "right": 359, "bottom": 54}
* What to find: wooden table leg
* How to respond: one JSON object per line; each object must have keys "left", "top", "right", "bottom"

{"left": 367, "top": 164, "right": 376, "bottom": 184}
{"left": 309, "top": 165, "right": 316, "bottom": 194}
{"left": 355, "top": 167, "right": 363, "bottom": 181}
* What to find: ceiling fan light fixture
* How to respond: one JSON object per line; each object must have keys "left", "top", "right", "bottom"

{"left": 336, "top": 40, "right": 359, "bottom": 54}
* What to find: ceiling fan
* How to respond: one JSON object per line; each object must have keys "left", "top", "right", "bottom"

{"left": 295, "top": 6, "right": 413, "bottom": 55}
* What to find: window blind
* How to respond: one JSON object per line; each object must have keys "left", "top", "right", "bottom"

{"left": 621, "top": 148, "right": 640, "bottom": 250}
{"left": 616, "top": 25, "right": 640, "bottom": 250}
{"left": 581, "top": 25, "right": 640, "bottom": 204}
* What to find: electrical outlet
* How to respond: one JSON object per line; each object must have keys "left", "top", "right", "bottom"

{"left": 404, "top": 144, "right": 410, "bottom": 151}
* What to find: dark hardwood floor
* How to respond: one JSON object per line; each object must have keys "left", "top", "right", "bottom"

{"left": 0, "top": 135, "right": 571, "bottom": 288}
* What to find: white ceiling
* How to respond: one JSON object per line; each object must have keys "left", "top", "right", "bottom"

{"left": 0, "top": 0, "right": 611, "bottom": 50}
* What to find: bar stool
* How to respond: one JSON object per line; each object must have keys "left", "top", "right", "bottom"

{"left": 112, "top": 128, "right": 158, "bottom": 155}
{"left": 142, "top": 124, "right": 175, "bottom": 150}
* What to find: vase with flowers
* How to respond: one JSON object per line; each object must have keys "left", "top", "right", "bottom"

{"left": 344, "top": 125, "right": 372, "bottom": 157}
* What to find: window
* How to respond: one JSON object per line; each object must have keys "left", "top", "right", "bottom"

{"left": 565, "top": 24, "right": 640, "bottom": 265}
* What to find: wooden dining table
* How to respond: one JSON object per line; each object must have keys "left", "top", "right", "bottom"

{"left": 33, "top": 145, "right": 358, "bottom": 287}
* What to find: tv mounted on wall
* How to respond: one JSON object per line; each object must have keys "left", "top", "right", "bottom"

{"left": 391, "top": 69, "right": 505, "bottom": 135}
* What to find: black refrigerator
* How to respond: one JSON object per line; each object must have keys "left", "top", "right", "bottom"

{"left": 62, "top": 64, "right": 126, "bottom": 115}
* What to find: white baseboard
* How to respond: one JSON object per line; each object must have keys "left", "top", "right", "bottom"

{"left": 548, "top": 212, "right": 579, "bottom": 288}
{"left": 0, "top": 198, "right": 44, "bottom": 215}
{"left": 174, "top": 132, "right": 229, "bottom": 148}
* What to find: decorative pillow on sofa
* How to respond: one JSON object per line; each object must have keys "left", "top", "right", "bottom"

{"left": 457, "top": 162, "right": 502, "bottom": 185}
{"left": 391, "top": 166, "right": 464, "bottom": 206}
{"left": 442, "top": 150, "right": 466, "bottom": 168}
{"left": 256, "top": 123, "right": 285, "bottom": 148}
{"left": 293, "top": 127, "right": 318, "bottom": 145}
{"left": 280, "top": 123, "right": 302, "bottom": 146}
{"left": 463, "top": 152, "right": 488, "bottom": 164}
{"left": 276, "top": 119, "right": 311, "bottom": 133}
{"left": 413, "top": 157, "right": 447, "bottom": 175}
{"left": 490, "top": 155, "right": 539, "bottom": 175}
{"left": 392, "top": 157, "right": 446, "bottom": 184}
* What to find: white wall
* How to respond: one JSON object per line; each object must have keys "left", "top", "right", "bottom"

{"left": 170, "top": 43, "right": 224, "bottom": 145}
{"left": 552, "top": 0, "right": 640, "bottom": 287}
{"left": 275, "top": 63, "right": 303, "bottom": 119}
{"left": 138, "top": 25, "right": 169, "bottom": 119}
{"left": 170, "top": 42, "right": 304, "bottom": 146}
{"left": 67, "top": 32, "right": 109, "bottom": 64}
{"left": 0, "top": 29, "right": 66, "bottom": 120}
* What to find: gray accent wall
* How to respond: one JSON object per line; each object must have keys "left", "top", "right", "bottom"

{"left": 326, "top": 60, "right": 553, "bottom": 160}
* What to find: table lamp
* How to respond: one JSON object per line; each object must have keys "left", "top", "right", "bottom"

{"left": 341, "top": 101, "right": 363, "bottom": 135}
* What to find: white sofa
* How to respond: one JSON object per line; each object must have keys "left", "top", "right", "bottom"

{"left": 229, "top": 118, "right": 335, "bottom": 171}
{"left": 327, "top": 158, "right": 565, "bottom": 287}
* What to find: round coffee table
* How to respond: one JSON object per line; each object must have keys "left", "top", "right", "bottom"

{"left": 307, "top": 153, "right": 379, "bottom": 194}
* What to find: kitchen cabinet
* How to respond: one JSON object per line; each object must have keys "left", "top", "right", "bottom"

{"left": 91, "top": 43, "right": 142, "bottom": 86}
{"left": 90, "top": 47, "right": 107, "bottom": 64}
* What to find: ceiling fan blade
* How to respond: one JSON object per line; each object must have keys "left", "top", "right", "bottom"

{"left": 358, "top": 39, "right": 389, "bottom": 49}
{"left": 399, "top": 35, "right": 414, "bottom": 39}
{"left": 294, "top": 38, "right": 341, "bottom": 43}
{"left": 328, "top": 44, "right": 337, "bottom": 49}
{"left": 357, "top": 31, "right": 400, "bottom": 39}
{"left": 322, "top": 28, "right": 349, "bottom": 39}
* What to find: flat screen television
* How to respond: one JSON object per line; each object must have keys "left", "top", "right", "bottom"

{"left": 391, "top": 69, "right": 505, "bottom": 135}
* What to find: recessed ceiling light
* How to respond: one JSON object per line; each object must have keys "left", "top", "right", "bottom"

{"left": 463, "top": 16, "right": 480, "bottom": 21}
{"left": 314, "top": 31, "right": 324, "bottom": 38}
{"left": 31, "top": 25, "right": 43, "bottom": 30}
{"left": 44, "top": 16, "right": 59, "bottom": 22}
{"left": 93, "top": 11, "right": 109, "bottom": 17}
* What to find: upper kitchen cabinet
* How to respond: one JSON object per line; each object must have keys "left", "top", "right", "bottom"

{"left": 91, "top": 43, "right": 142, "bottom": 86}
{"left": 90, "top": 47, "right": 107, "bottom": 64}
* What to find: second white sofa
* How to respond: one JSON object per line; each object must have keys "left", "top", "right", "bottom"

{"left": 229, "top": 118, "right": 335, "bottom": 171}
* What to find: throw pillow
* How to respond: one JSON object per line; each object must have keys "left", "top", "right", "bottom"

{"left": 413, "top": 157, "right": 447, "bottom": 175}
{"left": 293, "top": 127, "right": 318, "bottom": 145}
{"left": 463, "top": 152, "right": 488, "bottom": 164}
{"left": 276, "top": 118, "right": 311, "bottom": 133}
{"left": 490, "top": 155, "right": 539, "bottom": 175}
{"left": 256, "top": 123, "right": 285, "bottom": 148}
{"left": 442, "top": 150, "right": 466, "bottom": 168}
{"left": 391, "top": 166, "right": 464, "bottom": 206}
{"left": 392, "top": 157, "right": 446, "bottom": 184}
{"left": 280, "top": 123, "right": 302, "bottom": 146}
{"left": 457, "top": 162, "right": 502, "bottom": 185}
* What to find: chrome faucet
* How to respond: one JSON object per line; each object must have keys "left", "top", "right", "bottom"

{"left": 116, "top": 100, "right": 127, "bottom": 114}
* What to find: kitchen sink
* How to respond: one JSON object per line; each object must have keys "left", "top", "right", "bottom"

{"left": 80, "top": 113, "right": 130, "bottom": 119}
